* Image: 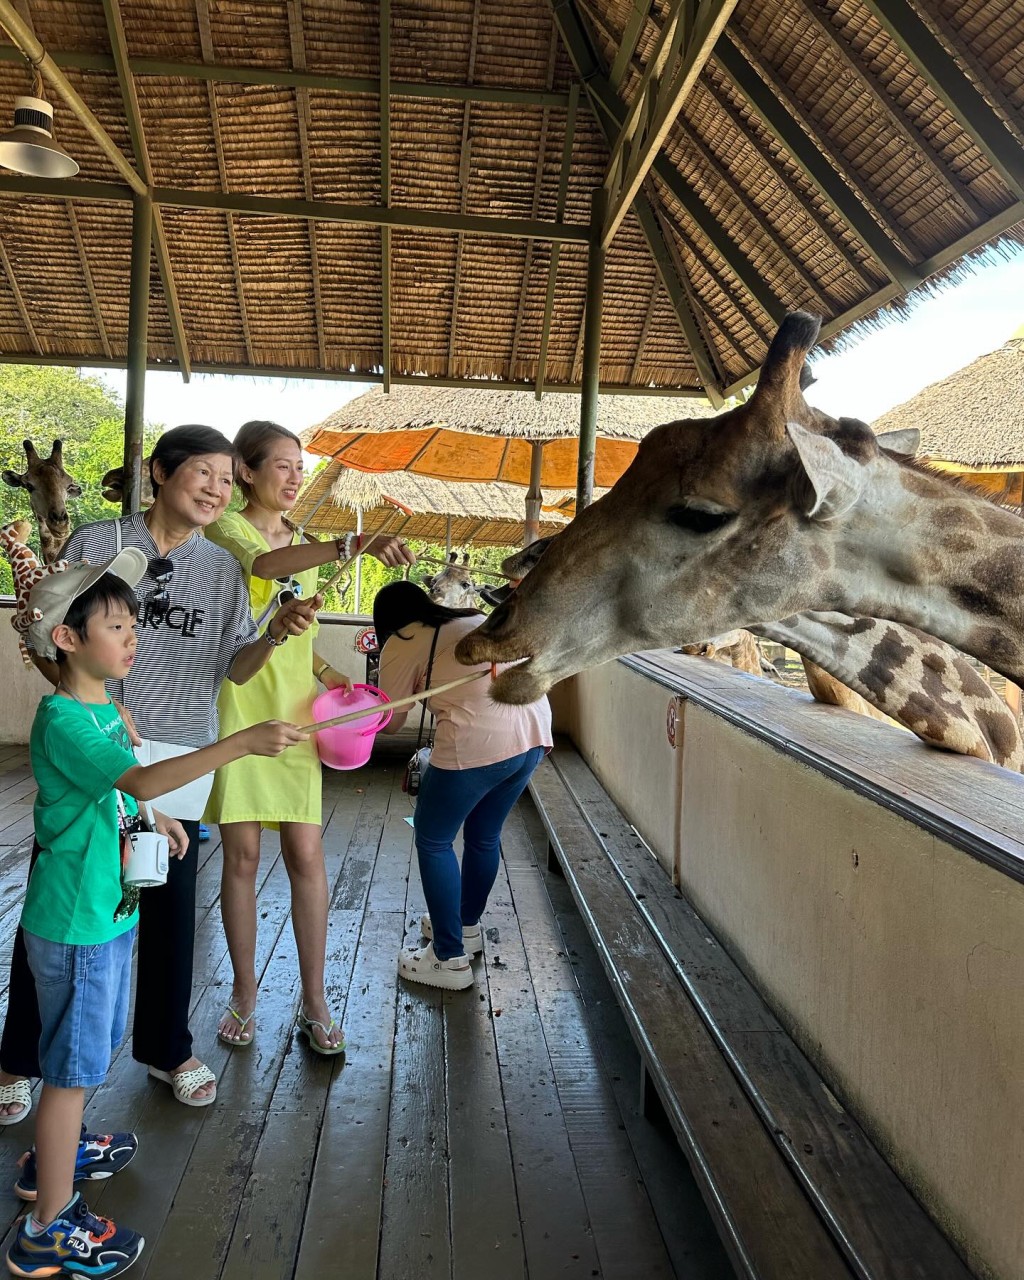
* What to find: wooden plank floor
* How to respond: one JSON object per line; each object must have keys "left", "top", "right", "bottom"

{"left": 0, "top": 747, "right": 733, "bottom": 1280}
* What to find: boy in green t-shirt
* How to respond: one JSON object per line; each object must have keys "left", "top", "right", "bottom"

{"left": 9, "top": 550, "right": 306, "bottom": 1279}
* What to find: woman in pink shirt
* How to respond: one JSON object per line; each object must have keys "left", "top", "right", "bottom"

{"left": 374, "top": 582, "right": 551, "bottom": 991}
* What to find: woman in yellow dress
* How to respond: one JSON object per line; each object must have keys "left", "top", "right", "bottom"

{"left": 205, "top": 420, "right": 415, "bottom": 1052}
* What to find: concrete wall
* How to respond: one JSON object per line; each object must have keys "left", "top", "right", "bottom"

{"left": 561, "top": 654, "right": 1024, "bottom": 1280}
{"left": 0, "top": 601, "right": 377, "bottom": 743}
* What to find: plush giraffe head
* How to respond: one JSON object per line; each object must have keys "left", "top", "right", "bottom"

{"left": 2, "top": 439, "right": 81, "bottom": 565}
{"left": 0, "top": 519, "right": 68, "bottom": 666}
{"left": 458, "top": 310, "right": 1024, "bottom": 701}
{"left": 423, "top": 553, "right": 481, "bottom": 610}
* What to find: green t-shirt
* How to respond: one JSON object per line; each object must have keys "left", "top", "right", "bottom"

{"left": 24, "top": 695, "right": 141, "bottom": 945}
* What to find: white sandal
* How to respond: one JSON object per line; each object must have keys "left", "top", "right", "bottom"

{"left": 0, "top": 1078, "right": 31, "bottom": 1126}
{"left": 148, "top": 1062, "right": 217, "bottom": 1107}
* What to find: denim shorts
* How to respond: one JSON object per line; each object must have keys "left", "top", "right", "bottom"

{"left": 24, "top": 927, "right": 136, "bottom": 1088}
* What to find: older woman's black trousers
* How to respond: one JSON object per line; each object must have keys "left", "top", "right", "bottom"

{"left": 1, "top": 821, "right": 201, "bottom": 1077}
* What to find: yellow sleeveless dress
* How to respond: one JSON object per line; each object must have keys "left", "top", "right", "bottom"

{"left": 203, "top": 511, "right": 322, "bottom": 828}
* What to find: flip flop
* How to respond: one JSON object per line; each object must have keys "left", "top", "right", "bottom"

{"left": 296, "top": 1010, "right": 346, "bottom": 1056}
{"left": 148, "top": 1062, "right": 217, "bottom": 1107}
{"left": 0, "top": 1079, "right": 31, "bottom": 1126}
{"left": 217, "top": 1005, "right": 256, "bottom": 1047}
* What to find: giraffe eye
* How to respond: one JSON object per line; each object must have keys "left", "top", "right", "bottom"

{"left": 666, "top": 504, "right": 735, "bottom": 535}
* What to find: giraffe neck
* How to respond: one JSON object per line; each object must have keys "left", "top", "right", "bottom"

{"left": 822, "top": 462, "right": 1024, "bottom": 684}
{"left": 756, "top": 612, "right": 1024, "bottom": 770}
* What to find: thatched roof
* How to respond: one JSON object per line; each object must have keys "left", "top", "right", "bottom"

{"left": 873, "top": 330, "right": 1024, "bottom": 467}
{"left": 302, "top": 384, "right": 710, "bottom": 484}
{"left": 292, "top": 462, "right": 573, "bottom": 548}
{"left": 0, "top": 2, "right": 1022, "bottom": 403}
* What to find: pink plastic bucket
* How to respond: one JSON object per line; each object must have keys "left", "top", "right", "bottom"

{"left": 311, "top": 684, "right": 393, "bottom": 770}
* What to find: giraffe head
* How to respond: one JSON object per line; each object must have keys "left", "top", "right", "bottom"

{"left": 457, "top": 312, "right": 928, "bottom": 702}
{"left": 423, "top": 553, "right": 482, "bottom": 610}
{"left": 100, "top": 456, "right": 155, "bottom": 509}
{"left": 2, "top": 439, "right": 81, "bottom": 564}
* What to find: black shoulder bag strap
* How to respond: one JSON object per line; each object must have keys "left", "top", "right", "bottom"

{"left": 414, "top": 625, "right": 441, "bottom": 751}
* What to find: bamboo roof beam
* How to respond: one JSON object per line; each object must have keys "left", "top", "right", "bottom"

{"left": 629, "top": 280, "right": 659, "bottom": 383}
{"left": 100, "top": 0, "right": 190, "bottom": 380}
{"left": 535, "top": 82, "right": 579, "bottom": 400}
{"left": 196, "top": 0, "right": 253, "bottom": 365}
{"left": 599, "top": 0, "right": 740, "bottom": 247}
{"left": 0, "top": 174, "right": 594, "bottom": 242}
{"left": 674, "top": 115, "right": 835, "bottom": 314}
{"left": 920, "top": 8, "right": 1024, "bottom": 150}
{"left": 610, "top": 0, "right": 655, "bottom": 89}
{"left": 509, "top": 27, "right": 559, "bottom": 378}
{"left": 700, "top": 75, "right": 875, "bottom": 290}
{"left": 379, "top": 0, "right": 390, "bottom": 392}
{"left": 794, "top": 0, "right": 984, "bottom": 224}
{"left": 648, "top": 195, "right": 726, "bottom": 400}
{"left": 715, "top": 33, "right": 922, "bottom": 291}
{"left": 7, "top": 0, "right": 113, "bottom": 363}
{"left": 0, "top": 45, "right": 574, "bottom": 108}
{"left": 862, "top": 0, "right": 1024, "bottom": 200}
{"left": 0, "top": 0, "right": 144, "bottom": 194}
{"left": 447, "top": 0, "right": 481, "bottom": 379}
{"left": 550, "top": 0, "right": 734, "bottom": 398}
{"left": 287, "top": 0, "right": 326, "bottom": 372}
{"left": 66, "top": 203, "right": 111, "bottom": 359}
{"left": 634, "top": 196, "right": 724, "bottom": 400}
{"left": 571, "top": 0, "right": 781, "bottom": 319}
{"left": 0, "top": 238, "right": 40, "bottom": 353}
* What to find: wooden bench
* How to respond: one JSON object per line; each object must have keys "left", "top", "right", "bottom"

{"left": 529, "top": 741, "right": 974, "bottom": 1280}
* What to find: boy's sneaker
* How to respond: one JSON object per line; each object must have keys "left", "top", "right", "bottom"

{"left": 14, "top": 1128, "right": 138, "bottom": 1202}
{"left": 6, "top": 1193, "right": 143, "bottom": 1277}
{"left": 419, "top": 914, "right": 483, "bottom": 957}
{"left": 398, "top": 941, "right": 474, "bottom": 991}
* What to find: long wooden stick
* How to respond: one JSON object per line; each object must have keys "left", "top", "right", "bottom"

{"left": 418, "top": 555, "right": 514, "bottom": 581}
{"left": 299, "top": 669, "right": 490, "bottom": 734}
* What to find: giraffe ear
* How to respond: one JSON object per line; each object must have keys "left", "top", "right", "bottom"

{"left": 874, "top": 428, "right": 921, "bottom": 457}
{"left": 787, "top": 422, "right": 866, "bottom": 521}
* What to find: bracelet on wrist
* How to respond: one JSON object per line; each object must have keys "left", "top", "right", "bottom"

{"left": 265, "top": 628, "right": 287, "bottom": 647}
{"left": 314, "top": 660, "right": 330, "bottom": 681}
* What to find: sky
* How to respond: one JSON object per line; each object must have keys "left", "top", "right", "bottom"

{"left": 85, "top": 242, "right": 1024, "bottom": 439}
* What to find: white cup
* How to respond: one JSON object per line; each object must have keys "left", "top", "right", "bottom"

{"left": 124, "top": 830, "right": 169, "bottom": 887}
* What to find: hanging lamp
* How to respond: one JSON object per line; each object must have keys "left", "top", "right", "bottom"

{"left": 0, "top": 67, "right": 78, "bottom": 179}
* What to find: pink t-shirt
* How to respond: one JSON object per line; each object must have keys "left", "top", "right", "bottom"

{"left": 378, "top": 615, "right": 552, "bottom": 770}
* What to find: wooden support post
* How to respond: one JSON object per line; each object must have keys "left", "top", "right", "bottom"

{"left": 524, "top": 440, "right": 545, "bottom": 546}
{"left": 577, "top": 189, "right": 607, "bottom": 512}
{"left": 124, "top": 192, "right": 152, "bottom": 515}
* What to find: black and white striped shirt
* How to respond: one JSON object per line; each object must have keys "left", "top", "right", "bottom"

{"left": 63, "top": 514, "right": 259, "bottom": 747}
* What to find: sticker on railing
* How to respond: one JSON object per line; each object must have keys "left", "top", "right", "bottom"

{"left": 354, "top": 626, "right": 378, "bottom": 655}
{"left": 666, "top": 697, "right": 680, "bottom": 749}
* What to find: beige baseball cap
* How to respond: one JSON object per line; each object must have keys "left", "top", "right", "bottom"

{"left": 25, "top": 548, "right": 149, "bottom": 661}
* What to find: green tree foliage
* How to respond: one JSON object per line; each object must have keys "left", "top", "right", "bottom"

{"left": 0, "top": 365, "right": 161, "bottom": 592}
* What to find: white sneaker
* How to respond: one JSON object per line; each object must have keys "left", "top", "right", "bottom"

{"left": 420, "top": 913, "right": 484, "bottom": 957}
{"left": 398, "top": 941, "right": 474, "bottom": 991}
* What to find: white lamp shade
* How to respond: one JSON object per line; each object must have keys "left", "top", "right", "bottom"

{"left": 0, "top": 96, "right": 78, "bottom": 179}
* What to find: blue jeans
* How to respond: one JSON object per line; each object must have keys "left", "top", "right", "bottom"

{"left": 24, "top": 927, "right": 135, "bottom": 1088}
{"left": 413, "top": 747, "right": 546, "bottom": 960}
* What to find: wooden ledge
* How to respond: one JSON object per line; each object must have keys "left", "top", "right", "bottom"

{"left": 622, "top": 651, "right": 1024, "bottom": 885}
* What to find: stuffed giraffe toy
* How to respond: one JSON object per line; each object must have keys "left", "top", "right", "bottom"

{"left": 462, "top": 312, "right": 1024, "bottom": 773}
{"left": 0, "top": 519, "right": 68, "bottom": 667}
